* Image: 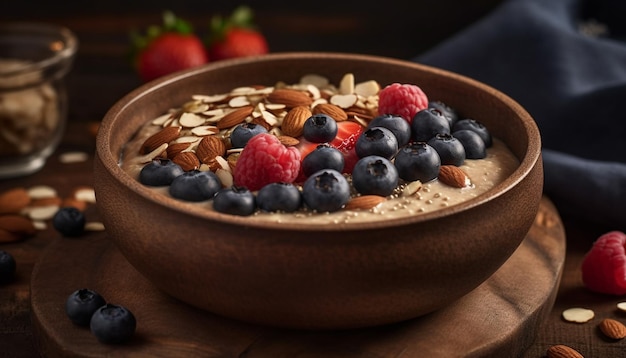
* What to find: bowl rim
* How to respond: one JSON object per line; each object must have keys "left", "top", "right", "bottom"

{"left": 96, "top": 52, "right": 541, "bottom": 232}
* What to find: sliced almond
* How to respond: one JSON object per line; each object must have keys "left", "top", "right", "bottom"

{"left": 216, "top": 106, "right": 254, "bottom": 130}
{"left": 59, "top": 151, "right": 89, "bottom": 164}
{"left": 140, "top": 126, "right": 181, "bottom": 154}
{"left": 282, "top": 106, "right": 312, "bottom": 137}
{"left": 338, "top": 73, "right": 355, "bottom": 95}
{"left": 267, "top": 89, "right": 313, "bottom": 108}
{"left": 27, "top": 205, "right": 60, "bottom": 221}
{"left": 562, "top": 307, "right": 594, "bottom": 323}
{"left": 599, "top": 318, "right": 626, "bottom": 340}
{"left": 73, "top": 186, "right": 96, "bottom": 204}
{"left": 344, "top": 195, "right": 386, "bottom": 210}
{"left": 179, "top": 112, "right": 206, "bottom": 127}
{"left": 27, "top": 185, "right": 57, "bottom": 199}
{"left": 0, "top": 187, "right": 31, "bottom": 215}
{"left": 438, "top": 165, "right": 471, "bottom": 188}
{"left": 354, "top": 80, "right": 381, "bottom": 97}
{"left": 312, "top": 103, "right": 348, "bottom": 122}
{"left": 401, "top": 180, "right": 423, "bottom": 197}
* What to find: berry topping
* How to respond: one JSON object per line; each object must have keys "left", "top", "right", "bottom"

{"left": 233, "top": 133, "right": 301, "bottom": 191}
{"left": 394, "top": 142, "right": 442, "bottom": 182}
{"left": 581, "top": 231, "right": 626, "bottom": 295}
{"left": 302, "top": 144, "right": 345, "bottom": 177}
{"left": 302, "top": 169, "right": 351, "bottom": 212}
{"left": 453, "top": 129, "right": 487, "bottom": 159}
{"left": 427, "top": 133, "right": 466, "bottom": 167}
{"left": 303, "top": 114, "right": 338, "bottom": 143}
{"left": 139, "top": 158, "right": 184, "bottom": 186}
{"left": 355, "top": 127, "right": 399, "bottom": 160}
{"left": 0, "top": 250, "right": 16, "bottom": 284}
{"left": 351, "top": 156, "right": 399, "bottom": 197}
{"left": 169, "top": 170, "right": 222, "bottom": 202}
{"left": 256, "top": 182, "right": 302, "bottom": 213}
{"left": 411, "top": 108, "right": 451, "bottom": 142}
{"left": 452, "top": 118, "right": 492, "bottom": 147}
{"left": 429, "top": 100, "right": 459, "bottom": 126}
{"left": 65, "top": 289, "right": 107, "bottom": 327}
{"left": 297, "top": 121, "right": 363, "bottom": 174}
{"left": 90, "top": 304, "right": 137, "bottom": 344}
{"left": 52, "top": 207, "right": 86, "bottom": 237}
{"left": 230, "top": 122, "right": 268, "bottom": 148}
{"left": 377, "top": 83, "right": 428, "bottom": 123}
{"left": 213, "top": 186, "right": 256, "bottom": 216}
{"left": 368, "top": 114, "right": 412, "bottom": 147}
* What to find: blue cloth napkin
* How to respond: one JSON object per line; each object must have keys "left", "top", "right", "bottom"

{"left": 415, "top": 0, "right": 626, "bottom": 230}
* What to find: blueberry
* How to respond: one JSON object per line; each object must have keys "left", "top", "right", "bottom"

{"left": 302, "top": 144, "right": 345, "bottom": 177}
{"left": 427, "top": 133, "right": 466, "bottom": 166}
{"left": 256, "top": 182, "right": 302, "bottom": 212}
{"left": 139, "top": 158, "right": 184, "bottom": 186}
{"left": 169, "top": 170, "right": 222, "bottom": 202}
{"left": 355, "top": 127, "right": 398, "bottom": 159}
{"left": 303, "top": 114, "right": 338, "bottom": 143}
{"left": 452, "top": 118, "right": 492, "bottom": 147}
{"left": 90, "top": 304, "right": 136, "bottom": 344}
{"left": 0, "top": 250, "right": 16, "bottom": 284}
{"left": 411, "top": 108, "right": 451, "bottom": 142}
{"left": 453, "top": 129, "right": 487, "bottom": 159}
{"left": 428, "top": 101, "right": 459, "bottom": 126}
{"left": 302, "top": 169, "right": 351, "bottom": 212}
{"left": 52, "top": 207, "right": 86, "bottom": 237}
{"left": 212, "top": 186, "right": 256, "bottom": 216}
{"left": 230, "top": 123, "right": 268, "bottom": 148}
{"left": 394, "top": 142, "right": 442, "bottom": 182}
{"left": 65, "top": 288, "right": 107, "bottom": 326}
{"left": 368, "top": 114, "right": 411, "bottom": 146}
{"left": 351, "top": 156, "right": 399, "bottom": 197}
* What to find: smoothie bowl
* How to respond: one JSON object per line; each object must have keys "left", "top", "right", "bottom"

{"left": 94, "top": 52, "right": 543, "bottom": 330}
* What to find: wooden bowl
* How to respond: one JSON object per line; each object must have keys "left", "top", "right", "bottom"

{"left": 94, "top": 52, "right": 543, "bottom": 330}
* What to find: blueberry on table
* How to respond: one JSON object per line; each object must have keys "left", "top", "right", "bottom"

{"left": 394, "top": 142, "right": 442, "bottom": 182}
{"left": 452, "top": 118, "right": 492, "bottom": 147}
{"left": 453, "top": 129, "right": 487, "bottom": 159}
{"left": 302, "top": 169, "right": 351, "bottom": 212}
{"left": 230, "top": 122, "right": 268, "bottom": 148}
{"left": 427, "top": 133, "right": 466, "bottom": 167}
{"left": 169, "top": 170, "right": 222, "bottom": 202}
{"left": 411, "top": 108, "right": 451, "bottom": 142}
{"left": 428, "top": 100, "right": 459, "bottom": 126}
{"left": 351, "top": 156, "right": 399, "bottom": 197}
{"left": 303, "top": 114, "right": 338, "bottom": 143}
{"left": 256, "top": 182, "right": 302, "bottom": 213}
{"left": 302, "top": 144, "right": 345, "bottom": 177}
{"left": 0, "top": 250, "right": 16, "bottom": 284}
{"left": 52, "top": 207, "right": 86, "bottom": 237}
{"left": 65, "top": 288, "right": 107, "bottom": 326}
{"left": 367, "top": 114, "right": 411, "bottom": 147}
{"left": 139, "top": 158, "right": 184, "bottom": 186}
{"left": 355, "top": 127, "right": 398, "bottom": 159}
{"left": 212, "top": 186, "right": 256, "bottom": 216}
{"left": 90, "top": 304, "right": 136, "bottom": 344}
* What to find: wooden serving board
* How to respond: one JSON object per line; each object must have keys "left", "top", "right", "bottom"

{"left": 30, "top": 198, "right": 566, "bottom": 358}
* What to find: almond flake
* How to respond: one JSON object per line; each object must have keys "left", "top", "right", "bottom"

{"left": 402, "top": 181, "right": 423, "bottom": 197}
{"left": 562, "top": 307, "right": 594, "bottom": 323}
{"left": 300, "top": 74, "right": 329, "bottom": 88}
{"left": 179, "top": 112, "right": 206, "bottom": 127}
{"left": 193, "top": 93, "right": 228, "bottom": 103}
{"left": 136, "top": 143, "right": 168, "bottom": 163}
{"left": 339, "top": 73, "right": 355, "bottom": 95}
{"left": 191, "top": 125, "right": 219, "bottom": 136}
{"left": 216, "top": 168, "right": 233, "bottom": 187}
{"left": 228, "top": 96, "right": 251, "bottom": 108}
{"left": 151, "top": 113, "right": 172, "bottom": 126}
{"left": 330, "top": 94, "right": 358, "bottom": 109}
{"left": 354, "top": 80, "right": 381, "bottom": 97}
{"left": 85, "top": 221, "right": 106, "bottom": 231}
{"left": 617, "top": 302, "right": 626, "bottom": 312}
{"left": 74, "top": 187, "right": 96, "bottom": 203}
{"left": 28, "top": 205, "right": 60, "bottom": 221}
{"left": 182, "top": 100, "right": 209, "bottom": 113}
{"left": 28, "top": 185, "right": 57, "bottom": 199}
{"left": 59, "top": 151, "right": 89, "bottom": 164}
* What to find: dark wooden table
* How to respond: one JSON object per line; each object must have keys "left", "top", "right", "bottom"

{"left": 2, "top": 4, "right": 625, "bottom": 357}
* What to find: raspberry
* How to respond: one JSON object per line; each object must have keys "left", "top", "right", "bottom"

{"left": 233, "top": 133, "right": 301, "bottom": 191}
{"left": 378, "top": 83, "right": 428, "bottom": 123}
{"left": 581, "top": 231, "right": 626, "bottom": 295}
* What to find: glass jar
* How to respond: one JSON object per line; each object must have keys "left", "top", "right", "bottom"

{"left": 0, "top": 22, "right": 78, "bottom": 178}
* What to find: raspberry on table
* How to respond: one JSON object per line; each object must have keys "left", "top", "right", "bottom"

{"left": 233, "top": 133, "right": 301, "bottom": 191}
{"left": 581, "top": 231, "right": 626, "bottom": 295}
{"left": 378, "top": 83, "right": 428, "bottom": 123}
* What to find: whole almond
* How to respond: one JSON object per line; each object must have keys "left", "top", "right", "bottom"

{"left": 0, "top": 188, "right": 31, "bottom": 215}
{"left": 196, "top": 135, "right": 226, "bottom": 162}
{"left": 140, "top": 126, "right": 181, "bottom": 154}
{"left": 438, "top": 165, "right": 471, "bottom": 188}
{"left": 0, "top": 215, "right": 37, "bottom": 237}
{"left": 599, "top": 318, "right": 626, "bottom": 340}
{"left": 546, "top": 344, "right": 584, "bottom": 358}
{"left": 0, "top": 228, "right": 21, "bottom": 243}
{"left": 172, "top": 152, "right": 200, "bottom": 171}
{"left": 216, "top": 106, "right": 254, "bottom": 129}
{"left": 166, "top": 142, "right": 192, "bottom": 159}
{"left": 277, "top": 135, "right": 300, "bottom": 147}
{"left": 267, "top": 89, "right": 313, "bottom": 108}
{"left": 344, "top": 195, "right": 386, "bottom": 210}
{"left": 282, "top": 106, "right": 312, "bottom": 137}
{"left": 312, "top": 103, "right": 348, "bottom": 122}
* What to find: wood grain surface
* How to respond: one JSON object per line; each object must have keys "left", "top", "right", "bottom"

{"left": 29, "top": 198, "right": 565, "bottom": 357}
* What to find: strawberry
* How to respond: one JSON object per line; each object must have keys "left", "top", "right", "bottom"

{"left": 131, "top": 11, "right": 209, "bottom": 82}
{"left": 207, "top": 6, "right": 269, "bottom": 61}
{"left": 297, "top": 121, "right": 364, "bottom": 179}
